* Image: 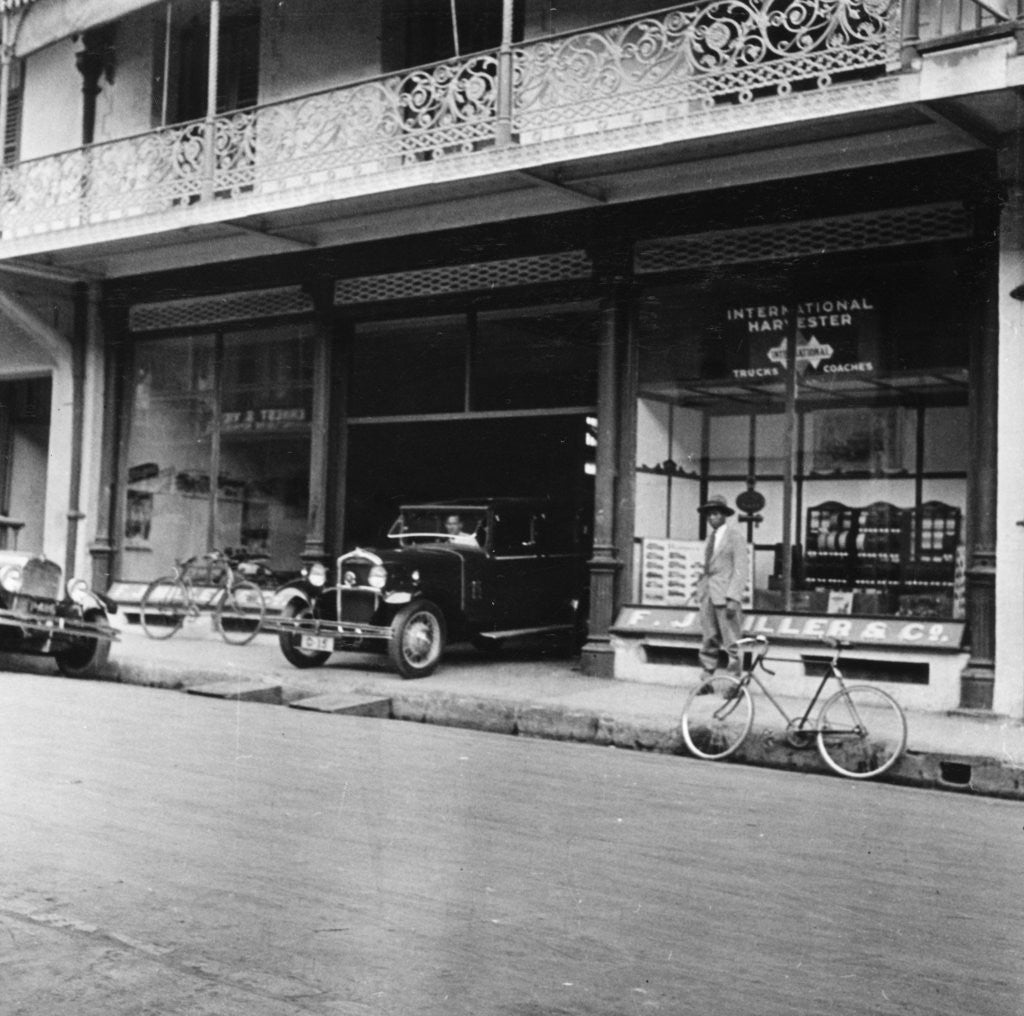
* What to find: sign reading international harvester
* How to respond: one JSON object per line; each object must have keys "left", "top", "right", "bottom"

{"left": 613, "top": 606, "right": 966, "bottom": 651}
{"left": 725, "top": 295, "right": 879, "bottom": 382}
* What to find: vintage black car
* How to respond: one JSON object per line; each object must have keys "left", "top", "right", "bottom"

{"left": 0, "top": 549, "right": 119, "bottom": 677}
{"left": 267, "top": 498, "right": 589, "bottom": 678}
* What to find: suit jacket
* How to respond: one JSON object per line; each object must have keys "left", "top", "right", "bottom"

{"left": 697, "top": 522, "right": 748, "bottom": 607}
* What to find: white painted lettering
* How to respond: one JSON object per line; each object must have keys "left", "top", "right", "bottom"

{"left": 898, "top": 623, "right": 925, "bottom": 642}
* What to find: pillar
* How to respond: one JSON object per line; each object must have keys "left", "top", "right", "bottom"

{"left": 992, "top": 142, "right": 1024, "bottom": 717}
{"left": 580, "top": 243, "right": 634, "bottom": 677}
{"left": 959, "top": 172, "right": 1002, "bottom": 709}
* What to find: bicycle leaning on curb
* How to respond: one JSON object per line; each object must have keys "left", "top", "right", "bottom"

{"left": 680, "top": 635, "right": 908, "bottom": 780}
{"left": 138, "top": 549, "right": 267, "bottom": 646}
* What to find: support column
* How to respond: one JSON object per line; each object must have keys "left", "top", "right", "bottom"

{"left": 580, "top": 245, "right": 633, "bottom": 677}
{"left": 495, "top": 0, "right": 514, "bottom": 147}
{"left": 960, "top": 180, "right": 1003, "bottom": 710}
{"left": 991, "top": 144, "right": 1024, "bottom": 717}
{"left": 75, "top": 25, "right": 115, "bottom": 146}
{"left": 202, "top": 0, "right": 221, "bottom": 199}
{"left": 88, "top": 296, "right": 121, "bottom": 592}
{"left": 302, "top": 324, "right": 331, "bottom": 562}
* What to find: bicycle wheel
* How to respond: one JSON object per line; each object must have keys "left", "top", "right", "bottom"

{"left": 139, "top": 576, "right": 188, "bottom": 640}
{"left": 680, "top": 675, "right": 754, "bottom": 761}
{"left": 215, "top": 580, "right": 266, "bottom": 645}
{"left": 816, "top": 685, "right": 907, "bottom": 780}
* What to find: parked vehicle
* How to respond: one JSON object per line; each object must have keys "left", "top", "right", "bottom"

{"left": 266, "top": 498, "right": 590, "bottom": 678}
{"left": 0, "top": 549, "right": 118, "bottom": 677}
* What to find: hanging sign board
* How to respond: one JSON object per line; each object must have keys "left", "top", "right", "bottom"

{"left": 612, "top": 605, "right": 966, "bottom": 651}
{"left": 722, "top": 294, "right": 880, "bottom": 382}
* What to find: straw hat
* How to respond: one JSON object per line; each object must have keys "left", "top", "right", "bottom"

{"left": 697, "top": 494, "right": 735, "bottom": 516}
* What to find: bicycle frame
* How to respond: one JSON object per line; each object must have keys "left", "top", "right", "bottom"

{"left": 738, "top": 663, "right": 842, "bottom": 735}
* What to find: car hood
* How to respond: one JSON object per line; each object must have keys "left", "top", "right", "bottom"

{"left": 347, "top": 542, "right": 482, "bottom": 566}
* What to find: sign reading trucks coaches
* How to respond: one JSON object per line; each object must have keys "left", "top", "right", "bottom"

{"left": 724, "top": 295, "right": 879, "bottom": 382}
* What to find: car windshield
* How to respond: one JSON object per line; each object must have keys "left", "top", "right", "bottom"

{"left": 387, "top": 510, "right": 484, "bottom": 545}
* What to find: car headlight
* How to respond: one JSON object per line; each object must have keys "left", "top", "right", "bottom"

{"left": 368, "top": 564, "right": 387, "bottom": 589}
{"left": 0, "top": 563, "right": 23, "bottom": 593}
{"left": 66, "top": 577, "right": 91, "bottom": 605}
{"left": 307, "top": 563, "right": 327, "bottom": 588}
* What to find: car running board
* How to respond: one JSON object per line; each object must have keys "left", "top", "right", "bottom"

{"left": 475, "top": 623, "right": 574, "bottom": 641}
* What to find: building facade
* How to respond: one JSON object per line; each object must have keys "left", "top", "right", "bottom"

{"left": 0, "top": 0, "right": 1021, "bottom": 716}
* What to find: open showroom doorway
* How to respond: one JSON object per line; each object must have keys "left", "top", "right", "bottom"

{"left": 343, "top": 413, "right": 595, "bottom": 547}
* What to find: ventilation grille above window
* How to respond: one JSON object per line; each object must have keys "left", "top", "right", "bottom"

{"left": 333, "top": 250, "right": 593, "bottom": 305}
{"left": 635, "top": 203, "right": 972, "bottom": 274}
{"left": 129, "top": 286, "right": 314, "bottom": 333}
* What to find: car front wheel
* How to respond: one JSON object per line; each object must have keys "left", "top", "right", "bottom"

{"left": 55, "top": 609, "right": 111, "bottom": 678}
{"left": 388, "top": 600, "right": 445, "bottom": 679}
{"left": 278, "top": 602, "right": 331, "bottom": 669}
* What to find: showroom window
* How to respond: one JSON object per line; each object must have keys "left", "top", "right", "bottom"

{"left": 634, "top": 258, "right": 971, "bottom": 620}
{"left": 348, "top": 304, "right": 599, "bottom": 418}
{"left": 123, "top": 326, "right": 314, "bottom": 581}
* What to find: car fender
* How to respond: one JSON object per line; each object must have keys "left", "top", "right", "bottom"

{"left": 271, "top": 583, "right": 314, "bottom": 614}
{"left": 72, "top": 589, "right": 111, "bottom": 615}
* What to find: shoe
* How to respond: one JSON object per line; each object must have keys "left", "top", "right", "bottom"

{"left": 695, "top": 684, "right": 713, "bottom": 696}
{"left": 722, "top": 683, "right": 743, "bottom": 702}
{"left": 695, "top": 670, "right": 715, "bottom": 695}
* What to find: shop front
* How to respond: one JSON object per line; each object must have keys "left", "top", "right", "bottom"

{"left": 104, "top": 266, "right": 602, "bottom": 607}
{"left": 611, "top": 202, "right": 985, "bottom": 711}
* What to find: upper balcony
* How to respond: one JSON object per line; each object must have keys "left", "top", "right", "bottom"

{"left": 0, "top": 0, "right": 1021, "bottom": 277}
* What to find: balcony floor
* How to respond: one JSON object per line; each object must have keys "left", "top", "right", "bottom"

{"left": 0, "top": 86, "right": 1008, "bottom": 282}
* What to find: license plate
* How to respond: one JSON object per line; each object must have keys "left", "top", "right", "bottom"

{"left": 300, "top": 635, "right": 334, "bottom": 652}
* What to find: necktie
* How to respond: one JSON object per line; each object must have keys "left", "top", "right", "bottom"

{"left": 704, "top": 530, "right": 715, "bottom": 571}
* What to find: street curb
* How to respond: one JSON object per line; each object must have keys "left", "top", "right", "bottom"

{"left": 76, "top": 656, "right": 1024, "bottom": 801}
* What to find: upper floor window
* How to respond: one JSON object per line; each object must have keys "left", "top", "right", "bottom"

{"left": 381, "top": 0, "right": 523, "bottom": 70}
{"left": 152, "top": 1, "right": 260, "bottom": 126}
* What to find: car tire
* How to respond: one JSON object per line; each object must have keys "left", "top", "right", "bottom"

{"left": 388, "top": 600, "right": 445, "bottom": 679}
{"left": 278, "top": 602, "right": 331, "bottom": 669}
{"left": 55, "top": 609, "right": 111, "bottom": 678}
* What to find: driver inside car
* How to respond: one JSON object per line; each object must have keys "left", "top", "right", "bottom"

{"left": 444, "top": 513, "right": 479, "bottom": 545}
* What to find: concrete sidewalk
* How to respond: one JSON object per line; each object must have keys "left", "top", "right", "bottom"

{"left": 21, "top": 620, "right": 1024, "bottom": 799}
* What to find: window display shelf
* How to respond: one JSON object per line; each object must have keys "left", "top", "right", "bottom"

{"left": 803, "top": 500, "right": 961, "bottom": 611}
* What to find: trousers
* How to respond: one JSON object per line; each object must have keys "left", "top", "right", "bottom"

{"left": 698, "top": 596, "right": 744, "bottom": 674}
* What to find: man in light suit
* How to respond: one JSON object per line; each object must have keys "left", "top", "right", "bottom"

{"left": 696, "top": 494, "right": 748, "bottom": 676}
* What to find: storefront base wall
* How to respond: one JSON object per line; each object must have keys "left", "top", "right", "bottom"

{"left": 610, "top": 634, "right": 968, "bottom": 715}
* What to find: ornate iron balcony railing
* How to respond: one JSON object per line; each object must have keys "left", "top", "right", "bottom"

{"left": 0, "top": 0, "right": 902, "bottom": 244}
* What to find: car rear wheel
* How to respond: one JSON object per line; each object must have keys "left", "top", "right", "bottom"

{"left": 278, "top": 602, "right": 331, "bottom": 668}
{"left": 55, "top": 609, "right": 111, "bottom": 678}
{"left": 388, "top": 600, "right": 445, "bottom": 679}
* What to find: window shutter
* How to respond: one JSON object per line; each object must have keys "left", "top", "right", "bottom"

{"left": 4, "top": 59, "right": 23, "bottom": 165}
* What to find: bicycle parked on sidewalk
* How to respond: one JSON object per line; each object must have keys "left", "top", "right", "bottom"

{"left": 138, "top": 549, "right": 267, "bottom": 645}
{"left": 680, "top": 635, "right": 908, "bottom": 780}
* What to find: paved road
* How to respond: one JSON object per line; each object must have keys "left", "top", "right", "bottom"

{"left": 1, "top": 671, "right": 1022, "bottom": 1016}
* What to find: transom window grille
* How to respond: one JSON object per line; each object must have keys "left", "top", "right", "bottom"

{"left": 334, "top": 251, "right": 592, "bottom": 306}
{"left": 636, "top": 204, "right": 972, "bottom": 274}
{"left": 129, "top": 286, "right": 314, "bottom": 333}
